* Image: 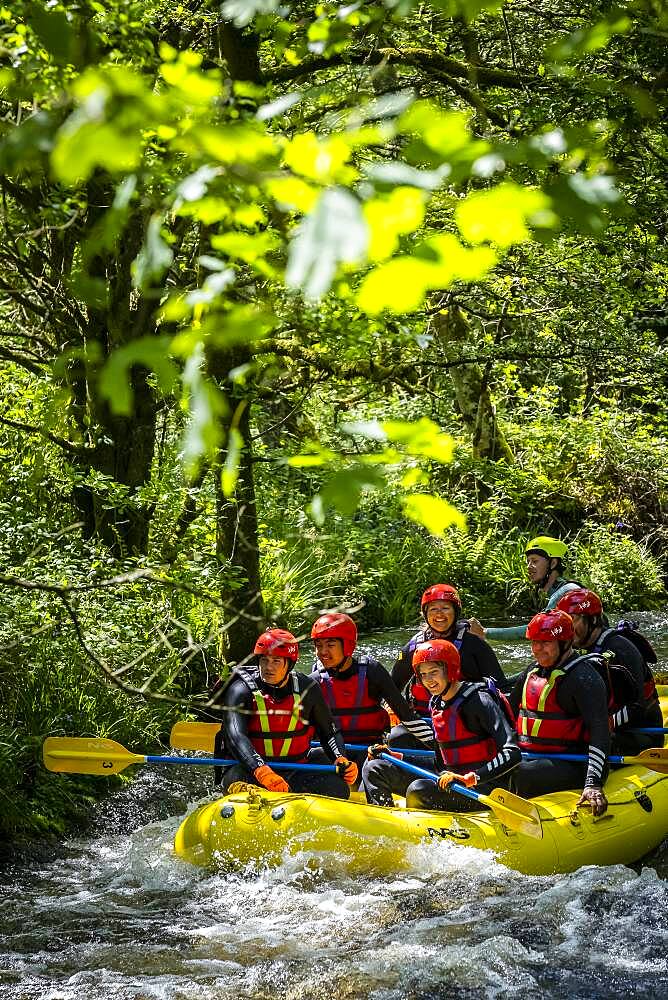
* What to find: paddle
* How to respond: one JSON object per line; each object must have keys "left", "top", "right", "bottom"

{"left": 169, "top": 721, "right": 435, "bottom": 757}
{"left": 379, "top": 753, "right": 543, "bottom": 840}
{"left": 42, "top": 737, "right": 338, "bottom": 777}
{"left": 521, "top": 747, "right": 668, "bottom": 772}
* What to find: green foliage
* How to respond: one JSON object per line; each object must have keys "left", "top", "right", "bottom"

{"left": 1, "top": 0, "right": 667, "bottom": 852}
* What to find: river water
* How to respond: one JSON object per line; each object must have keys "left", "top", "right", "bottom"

{"left": 3, "top": 614, "right": 668, "bottom": 1000}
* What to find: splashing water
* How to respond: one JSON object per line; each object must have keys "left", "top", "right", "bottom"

{"left": 2, "top": 618, "right": 668, "bottom": 1000}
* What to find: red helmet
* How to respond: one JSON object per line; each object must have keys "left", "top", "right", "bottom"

{"left": 526, "top": 610, "right": 574, "bottom": 642}
{"left": 412, "top": 639, "right": 462, "bottom": 682}
{"left": 421, "top": 584, "right": 462, "bottom": 611}
{"left": 254, "top": 629, "right": 299, "bottom": 663}
{"left": 311, "top": 613, "right": 357, "bottom": 657}
{"left": 556, "top": 588, "right": 603, "bottom": 617}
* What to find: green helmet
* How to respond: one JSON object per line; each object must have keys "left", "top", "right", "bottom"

{"left": 525, "top": 536, "right": 568, "bottom": 560}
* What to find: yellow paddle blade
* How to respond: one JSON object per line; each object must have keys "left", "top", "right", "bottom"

{"left": 170, "top": 721, "right": 219, "bottom": 752}
{"left": 630, "top": 747, "right": 668, "bottom": 773}
{"left": 479, "top": 787, "right": 543, "bottom": 840}
{"left": 43, "top": 737, "right": 145, "bottom": 775}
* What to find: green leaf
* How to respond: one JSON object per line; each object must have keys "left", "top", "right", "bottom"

{"left": 222, "top": 0, "right": 283, "bottom": 27}
{"left": 343, "top": 417, "right": 455, "bottom": 463}
{"left": 98, "top": 338, "right": 179, "bottom": 416}
{"left": 549, "top": 174, "right": 621, "bottom": 234}
{"left": 181, "top": 343, "right": 227, "bottom": 474}
{"left": 402, "top": 493, "right": 466, "bottom": 537}
{"left": 222, "top": 426, "right": 244, "bottom": 497}
{"left": 547, "top": 11, "right": 632, "bottom": 62}
{"left": 210, "top": 230, "right": 280, "bottom": 265}
{"left": 132, "top": 216, "right": 174, "bottom": 290}
{"left": 310, "top": 466, "right": 386, "bottom": 523}
{"left": 383, "top": 417, "right": 455, "bottom": 463}
{"left": 27, "top": 3, "right": 76, "bottom": 64}
{"left": 455, "top": 182, "right": 556, "bottom": 248}
{"left": 364, "top": 187, "right": 427, "bottom": 262}
{"left": 357, "top": 236, "right": 496, "bottom": 314}
{"left": 286, "top": 188, "right": 368, "bottom": 299}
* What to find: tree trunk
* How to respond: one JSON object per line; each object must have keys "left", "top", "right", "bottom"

{"left": 68, "top": 179, "right": 158, "bottom": 555}
{"left": 432, "top": 305, "right": 514, "bottom": 463}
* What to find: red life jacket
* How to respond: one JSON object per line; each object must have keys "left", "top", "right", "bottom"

{"left": 240, "top": 669, "right": 314, "bottom": 763}
{"left": 593, "top": 626, "right": 660, "bottom": 714}
{"left": 317, "top": 657, "right": 390, "bottom": 741}
{"left": 431, "top": 681, "right": 500, "bottom": 773}
{"left": 517, "top": 655, "right": 594, "bottom": 754}
{"left": 407, "top": 623, "right": 469, "bottom": 715}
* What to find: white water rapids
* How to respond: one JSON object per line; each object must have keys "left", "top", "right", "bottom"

{"left": 2, "top": 615, "right": 668, "bottom": 999}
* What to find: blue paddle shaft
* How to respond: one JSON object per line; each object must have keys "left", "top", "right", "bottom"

{"left": 144, "top": 754, "right": 335, "bottom": 771}
{"left": 311, "top": 741, "right": 434, "bottom": 758}
{"left": 629, "top": 728, "right": 668, "bottom": 734}
{"left": 379, "top": 752, "right": 480, "bottom": 804}
{"left": 521, "top": 752, "right": 627, "bottom": 764}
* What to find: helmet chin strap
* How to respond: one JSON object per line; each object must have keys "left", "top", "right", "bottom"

{"left": 537, "top": 557, "right": 558, "bottom": 590}
{"left": 329, "top": 654, "right": 350, "bottom": 673}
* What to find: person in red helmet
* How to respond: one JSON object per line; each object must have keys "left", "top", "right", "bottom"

{"left": 309, "top": 612, "right": 434, "bottom": 778}
{"left": 363, "top": 639, "right": 520, "bottom": 808}
{"left": 556, "top": 589, "right": 663, "bottom": 755}
{"left": 506, "top": 610, "right": 611, "bottom": 815}
{"left": 216, "top": 628, "right": 354, "bottom": 798}
{"left": 390, "top": 585, "right": 505, "bottom": 747}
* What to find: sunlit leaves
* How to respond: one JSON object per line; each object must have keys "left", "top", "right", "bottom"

{"left": 399, "top": 103, "right": 488, "bottom": 174}
{"left": 222, "top": 425, "right": 244, "bottom": 497}
{"left": 343, "top": 417, "right": 455, "bottom": 464}
{"left": 357, "top": 235, "right": 496, "bottom": 314}
{"left": 286, "top": 188, "right": 368, "bottom": 298}
{"left": 456, "top": 183, "right": 556, "bottom": 248}
{"left": 283, "top": 132, "right": 357, "bottom": 185}
{"left": 364, "top": 187, "right": 427, "bottom": 262}
{"left": 179, "top": 124, "right": 278, "bottom": 166}
{"left": 52, "top": 67, "right": 157, "bottom": 184}
{"left": 402, "top": 493, "right": 466, "bottom": 536}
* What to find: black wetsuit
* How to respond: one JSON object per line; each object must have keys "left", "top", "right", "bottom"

{"left": 363, "top": 684, "right": 521, "bottom": 810}
{"left": 389, "top": 624, "right": 506, "bottom": 749}
{"left": 218, "top": 668, "right": 349, "bottom": 798}
{"left": 309, "top": 656, "right": 434, "bottom": 776}
{"left": 588, "top": 631, "right": 663, "bottom": 755}
{"left": 507, "top": 652, "right": 611, "bottom": 799}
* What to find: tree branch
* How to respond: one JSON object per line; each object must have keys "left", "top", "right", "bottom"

{"left": 0, "top": 414, "right": 92, "bottom": 457}
{"left": 265, "top": 46, "right": 532, "bottom": 90}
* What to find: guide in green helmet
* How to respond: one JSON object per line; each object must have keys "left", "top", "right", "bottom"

{"left": 469, "top": 535, "right": 580, "bottom": 643}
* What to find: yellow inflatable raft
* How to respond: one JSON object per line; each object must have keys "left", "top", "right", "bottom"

{"left": 174, "top": 691, "right": 668, "bottom": 876}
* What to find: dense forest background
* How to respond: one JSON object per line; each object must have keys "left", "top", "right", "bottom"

{"left": 1, "top": 0, "right": 667, "bottom": 847}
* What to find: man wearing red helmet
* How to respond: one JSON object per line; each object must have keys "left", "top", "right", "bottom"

{"left": 216, "top": 628, "right": 354, "bottom": 798}
{"left": 309, "top": 612, "right": 434, "bottom": 777}
{"left": 556, "top": 589, "right": 662, "bottom": 755}
{"left": 362, "top": 639, "right": 520, "bottom": 808}
{"left": 506, "top": 609, "right": 611, "bottom": 815}
{"left": 390, "top": 585, "right": 505, "bottom": 746}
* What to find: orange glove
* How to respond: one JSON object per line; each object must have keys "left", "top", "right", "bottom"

{"left": 335, "top": 756, "right": 359, "bottom": 785}
{"left": 367, "top": 743, "right": 404, "bottom": 761}
{"left": 437, "top": 770, "right": 478, "bottom": 790}
{"left": 387, "top": 710, "right": 400, "bottom": 728}
{"left": 253, "top": 764, "right": 290, "bottom": 793}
